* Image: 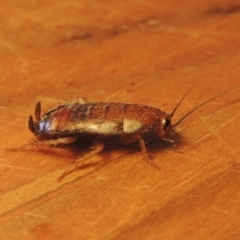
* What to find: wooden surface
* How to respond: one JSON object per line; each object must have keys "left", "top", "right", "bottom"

{"left": 0, "top": 1, "right": 240, "bottom": 239}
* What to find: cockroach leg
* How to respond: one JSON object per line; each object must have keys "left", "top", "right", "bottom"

{"left": 57, "top": 137, "right": 105, "bottom": 182}
{"left": 120, "top": 134, "right": 160, "bottom": 169}
{"left": 162, "top": 138, "right": 174, "bottom": 144}
{"left": 120, "top": 134, "right": 139, "bottom": 145}
{"left": 87, "top": 136, "right": 105, "bottom": 160}
{"left": 120, "top": 133, "right": 148, "bottom": 157}
{"left": 32, "top": 137, "right": 78, "bottom": 147}
{"left": 6, "top": 137, "right": 77, "bottom": 151}
{"left": 137, "top": 134, "right": 160, "bottom": 169}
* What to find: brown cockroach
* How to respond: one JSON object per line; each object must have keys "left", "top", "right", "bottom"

{"left": 28, "top": 82, "right": 240, "bottom": 180}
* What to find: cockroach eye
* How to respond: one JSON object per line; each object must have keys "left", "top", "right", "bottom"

{"left": 162, "top": 118, "right": 171, "bottom": 131}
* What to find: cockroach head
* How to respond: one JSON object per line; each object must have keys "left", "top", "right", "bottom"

{"left": 158, "top": 112, "right": 173, "bottom": 139}
{"left": 28, "top": 102, "right": 41, "bottom": 135}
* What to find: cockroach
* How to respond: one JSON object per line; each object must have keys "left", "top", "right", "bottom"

{"left": 28, "top": 82, "right": 240, "bottom": 180}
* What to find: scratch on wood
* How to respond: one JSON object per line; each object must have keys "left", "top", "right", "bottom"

{"left": 97, "top": 176, "right": 108, "bottom": 180}
{"left": 136, "top": 186, "right": 151, "bottom": 189}
{"left": 210, "top": 206, "right": 232, "bottom": 216}
{"left": 0, "top": 164, "right": 50, "bottom": 174}
{"left": 24, "top": 212, "right": 48, "bottom": 219}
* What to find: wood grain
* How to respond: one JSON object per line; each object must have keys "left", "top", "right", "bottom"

{"left": 0, "top": 1, "right": 240, "bottom": 239}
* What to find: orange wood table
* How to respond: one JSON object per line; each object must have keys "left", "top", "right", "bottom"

{"left": 0, "top": 1, "right": 240, "bottom": 239}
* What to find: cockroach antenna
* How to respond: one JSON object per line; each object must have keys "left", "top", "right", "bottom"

{"left": 172, "top": 82, "right": 240, "bottom": 128}
{"left": 170, "top": 80, "right": 199, "bottom": 118}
